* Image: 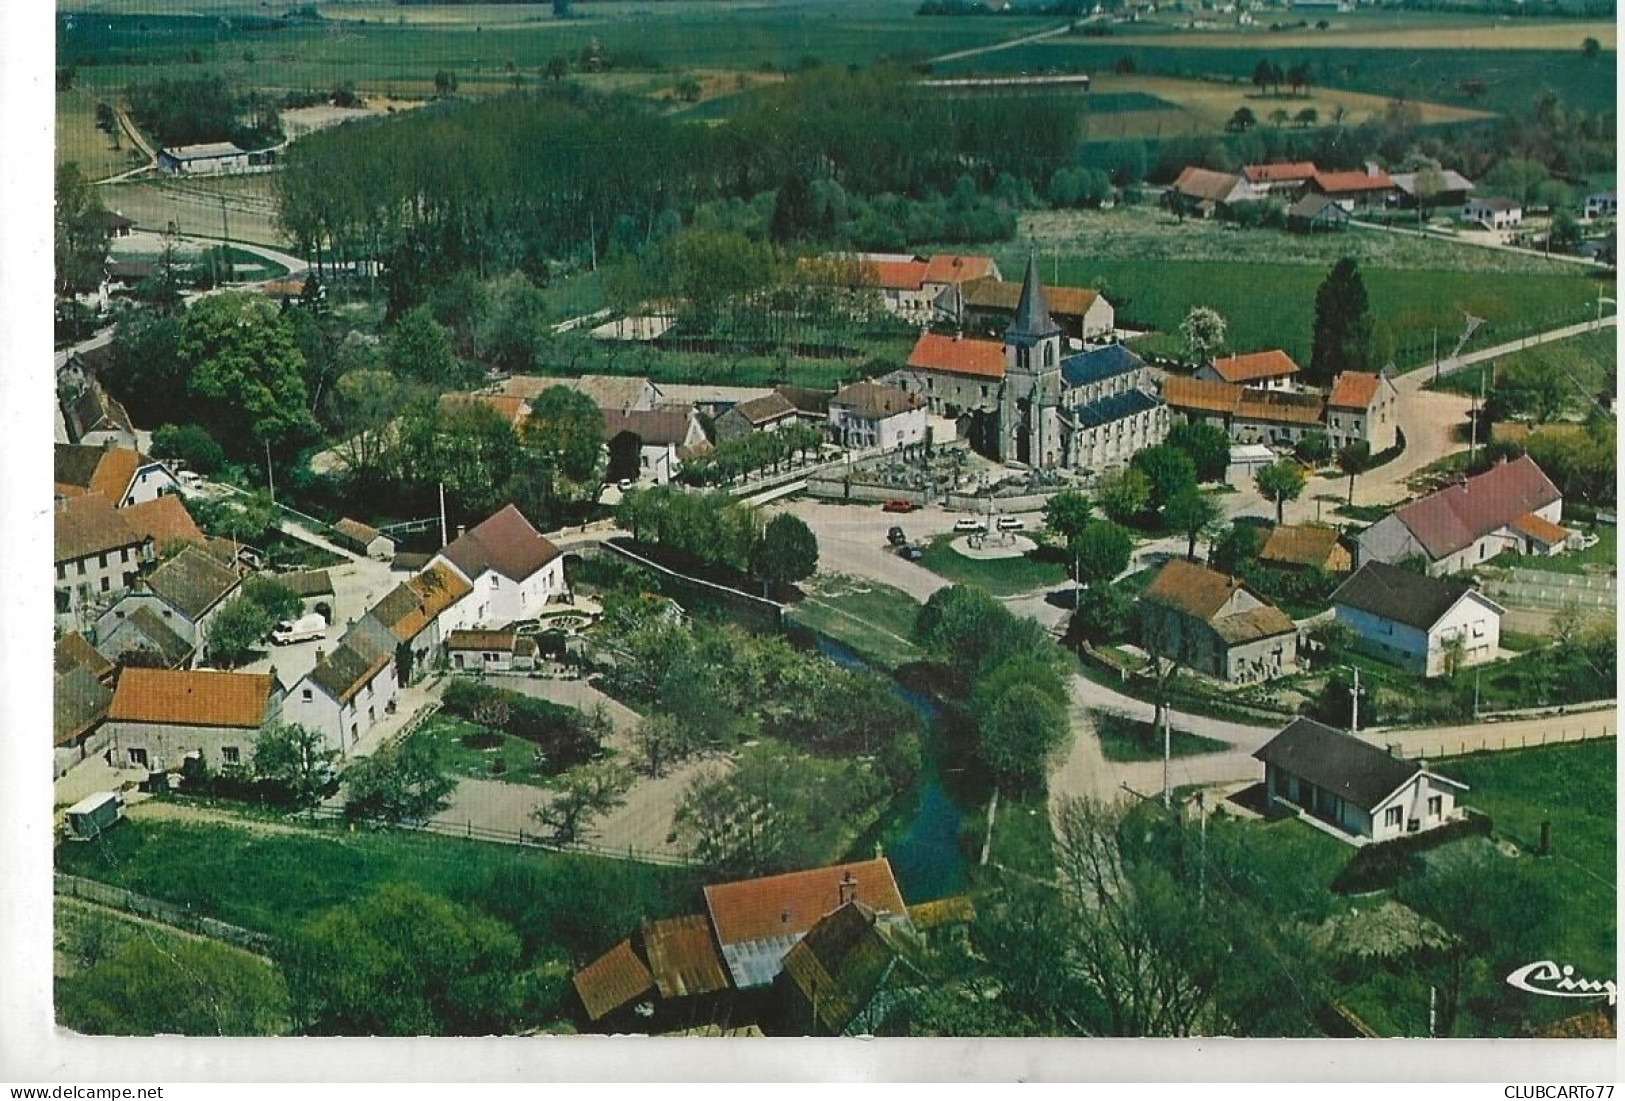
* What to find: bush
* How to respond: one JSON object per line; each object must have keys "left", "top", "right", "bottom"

{"left": 441, "top": 678, "right": 600, "bottom": 772}
{"left": 1332, "top": 812, "right": 1493, "bottom": 894}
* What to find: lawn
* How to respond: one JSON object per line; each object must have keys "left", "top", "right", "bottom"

{"left": 984, "top": 792, "right": 1054, "bottom": 880}
{"left": 56, "top": 86, "right": 146, "bottom": 181}
{"left": 54, "top": 819, "right": 700, "bottom": 960}
{"left": 101, "top": 175, "right": 287, "bottom": 250}
{"left": 408, "top": 714, "right": 560, "bottom": 787}
{"left": 918, "top": 533, "right": 1069, "bottom": 596}
{"left": 1090, "top": 710, "right": 1232, "bottom": 762}
{"left": 1493, "top": 525, "right": 1616, "bottom": 576}
{"left": 787, "top": 573, "right": 924, "bottom": 671}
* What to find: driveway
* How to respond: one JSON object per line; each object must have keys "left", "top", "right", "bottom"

{"left": 240, "top": 554, "right": 396, "bottom": 688}
{"left": 771, "top": 499, "right": 958, "bottom": 603}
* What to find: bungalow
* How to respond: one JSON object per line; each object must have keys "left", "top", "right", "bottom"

{"left": 434, "top": 504, "right": 566, "bottom": 629}
{"left": 1391, "top": 168, "right": 1475, "bottom": 210}
{"left": 446, "top": 629, "right": 539, "bottom": 673}
{"left": 1331, "top": 560, "right": 1504, "bottom": 677}
{"left": 1254, "top": 717, "right": 1467, "bottom": 843}
{"left": 104, "top": 668, "right": 283, "bottom": 774}
{"left": 1197, "top": 349, "right": 1300, "bottom": 391}
{"left": 1259, "top": 524, "right": 1352, "bottom": 574}
{"left": 331, "top": 518, "right": 395, "bottom": 561}
{"left": 502, "top": 374, "right": 665, "bottom": 415}
{"left": 1309, "top": 166, "right": 1395, "bottom": 211}
{"left": 946, "top": 276, "right": 1116, "bottom": 343}
{"left": 55, "top": 444, "right": 180, "bottom": 508}
{"left": 1286, "top": 192, "right": 1352, "bottom": 234}
{"left": 828, "top": 382, "right": 927, "bottom": 452}
{"left": 1167, "top": 166, "right": 1254, "bottom": 217}
{"left": 1139, "top": 559, "right": 1299, "bottom": 684}
{"left": 348, "top": 563, "right": 473, "bottom": 685}
{"left": 1325, "top": 370, "right": 1399, "bottom": 452}
{"left": 1356, "top": 455, "right": 1567, "bottom": 575}
{"left": 54, "top": 495, "right": 152, "bottom": 630}
{"left": 714, "top": 392, "right": 801, "bottom": 441}
{"left": 1241, "top": 161, "right": 1319, "bottom": 197}
{"left": 1462, "top": 196, "right": 1522, "bottom": 230}
{"left": 94, "top": 544, "right": 244, "bottom": 668}
{"left": 282, "top": 639, "right": 398, "bottom": 756}
{"left": 886, "top": 332, "right": 1006, "bottom": 417}
{"left": 603, "top": 406, "right": 710, "bottom": 485}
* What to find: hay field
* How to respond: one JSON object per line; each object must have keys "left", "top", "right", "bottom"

{"left": 101, "top": 175, "right": 287, "bottom": 249}
{"left": 56, "top": 88, "right": 147, "bottom": 179}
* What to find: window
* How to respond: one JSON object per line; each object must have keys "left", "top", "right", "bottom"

{"left": 128, "top": 747, "right": 148, "bottom": 768}
{"left": 301, "top": 688, "right": 313, "bottom": 702}
{"left": 77, "top": 560, "right": 86, "bottom": 576}
{"left": 55, "top": 590, "right": 70, "bottom": 614}
{"left": 56, "top": 563, "right": 65, "bottom": 580}
{"left": 98, "top": 553, "right": 107, "bottom": 569}
{"left": 1385, "top": 807, "right": 1402, "bottom": 828}
{"left": 121, "top": 548, "right": 130, "bottom": 563}
{"left": 100, "top": 577, "right": 110, "bottom": 593}
{"left": 1472, "top": 622, "right": 1485, "bottom": 638}
{"left": 222, "top": 746, "right": 240, "bottom": 765}
{"left": 1428, "top": 795, "right": 1443, "bottom": 818}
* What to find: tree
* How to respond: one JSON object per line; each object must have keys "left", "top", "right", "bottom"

{"left": 522, "top": 385, "right": 605, "bottom": 485}
{"left": 1097, "top": 466, "right": 1151, "bottom": 524}
{"left": 751, "top": 512, "right": 819, "bottom": 592}
{"left": 631, "top": 712, "right": 693, "bottom": 778}
{"left": 1582, "top": 36, "right": 1601, "bottom": 59}
{"left": 1295, "top": 107, "right": 1318, "bottom": 129}
{"left": 1166, "top": 421, "right": 1230, "bottom": 482}
{"left": 55, "top": 163, "right": 111, "bottom": 297}
{"left": 1294, "top": 431, "right": 1333, "bottom": 467}
{"left": 1308, "top": 258, "right": 1374, "bottom": 386}
{"left": 531, "top": 760, "right": 632, "bottom": 843}
{"left": 205, "top": 596, "right": 273, "bottom": 668}
{"left": 1073, "top": 518, "right": 1134, "bottom": 587}
{"left": 1209, "top": 521, "right": 1262, "bottom": 573}
{"left": 1164, "top": 487, "right": 1221, "bottom": 561}
{"left": 1131, "top": 445, "right": 1198, "bottom": 515}
{"left": 1070, "top": 583, "right": 1130, "bottom": 646}
{"left": 241, "top": 575, "right": 302, "bottom": 624}
{"left": 1251, "top": 58, "right": 1274, "bottom": 96}
{"left": 433, "top": 69, "right": 459, "bottom": 97}
{"left": 1269, "top": 108, "right": 1289, "bottom": 130}
{"left": 1413, "top": 163, "right": 1446, "bottom": 226}
{"left": 1335, "top": 440, "right": 1372, "bottom": 504}
{"left": 978, "top": 681, "right": 1070, "bottom": 793}
{"left": 1286, "top": 62, "right": 1311, "bottom": 96}
{"left": 1254, "top": 459, "right": 1307, "bottom": 523}
{"left": 252, "top": 723, "right": 339, "bottom": 809}
{"left": 177, "top": 293, "right": 318, "bottom": 461}
{"left": 150, "top": 423, "right": 225, "bottom": 476}
{"left": 1179, "top": 306, "right": 1227, "bottom": 366}
{"left": 58, "top": 936, "right": 290, "bottom": 1037}
{"left": 770, "top": 173, "right": 819, "bottom": 243}
{"left": 283, "top": 884, "right": 522, "bottom": 1036}
{"left": 342, "top": 737, "right": 455, "bottom": 825}
{"left": 327, "top": 368, "right": 406, "bottom": 485}
{"left": 1043, "top": 490, "right": 1095, "bottom": 546}
{"left": 1227, "top": 107, "right": 1257, "bottom": 133}
{"left": 1549, "top": 209, "right": 1583, "bottom": 252}
{"left": 384, "top": 305, "right": 458, "bottom": 388}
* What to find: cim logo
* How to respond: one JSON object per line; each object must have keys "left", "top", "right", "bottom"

{"left": 1506, "top": 960, "right": 1618, "bottom": 1005}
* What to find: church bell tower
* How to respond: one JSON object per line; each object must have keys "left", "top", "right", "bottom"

{"left": 1001, "top": 251, "right": 1064, "bottom": 467}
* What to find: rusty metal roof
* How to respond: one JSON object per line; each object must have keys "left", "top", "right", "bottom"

{"left": 572, "top": 939, "right": 655, "bottom": 1022}
{"left": 641, "top": 915, "right": 731, "bottom": 1000}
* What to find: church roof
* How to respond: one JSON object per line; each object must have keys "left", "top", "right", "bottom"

{"left": 1061, "top": 344, "right": 1145, "bottom": 388}
{"left": 1006, "top": 252, "right": 1059, "bottom": 345}
{"left": 1072, "top": 388, "right": 1162, "bottom": 429}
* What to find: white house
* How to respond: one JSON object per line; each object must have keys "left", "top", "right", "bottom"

{"left": 55, "top": 444, "right": 180, "bottom": 508}
{"left": 1462, "top": 196, "right": 1523, "bottom": 230}
{"left": 446, "top": 630, "right": 539, "bottom": 673}
{"left": 1254, "top": 718, "right": 1468, "bottom": 843}
{"left": 54, "top": 494, "right": 152, "bottom": 631}
{"left": 157, "top": 142, "right": 277, "bottom": 176}
{"left": 1331, "top": 561, "right": 1504, "bottom": 677}
{"left": 1324, "top": 369, "right": 1400, "bottom": 452}
{"left": 603, "top": 406, "right": 710, "bottom": 485}
{"left": 828, "top": 382, "right": 927, "bottom": 451}
{"left": 1356, "top": 455, "right": 1567, "bottom": 575}
{"left": 104, "top": 668, "right": 283, "bottom": 774}
{"left": 433, "top": 504, "right": 566, "bottom": 630}
{"left": 1197, "top": 349, "right": 1300, "bottom": 392}
{"left": 282, "top": 639, "right": 399, "bottom": 757}
{"left": 346, "top": 563, "right": 474, "bottom": 685}
{"left": 93, "top": 544, "right": 242, "bottom": 667}
{"left": 1585, "top": 192, "right": 1617, "bottom": 220}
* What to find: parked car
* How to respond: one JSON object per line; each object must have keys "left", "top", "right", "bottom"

{"left": 887, "top": 526, "right": 907, "bottom": 547}
{"left": 900, "top": 543, "right": 925, "bottom": 561}
{"left": 954, "top": 517, "right": 987, "bottom": 533}
{"left": 271, "top": 613, "right": 328, "bottom": 645}
{"left": 882, "top": 499, "right": 916, "bottom": 513}
{"left": 996, "top": 516, "right": 1025, "bottom": 532}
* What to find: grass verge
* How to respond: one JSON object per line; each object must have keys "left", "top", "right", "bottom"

{"left": 918, "top": 533, "right": 1069, "bottom": 596}
{"left": 1091, "top": 710, "right": 1232, "bottom": 761}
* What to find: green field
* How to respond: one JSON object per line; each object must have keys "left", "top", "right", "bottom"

{"left": 788, "top": 573, "right": 925, "bottom": 671}
{"left": 409, "top": 714, "right": 563, "bottom": 787}
{"left": 918, "top": 532, "right": 1069, "bottom": 595}
{"left": 101, "top": 175, "right": 285, "bottom": 249}
{"left": 1426, "top": 329, "right": 1617, "bottom": 406}
{"left": 56, "top": 87, "right": 146, "bottom": 180}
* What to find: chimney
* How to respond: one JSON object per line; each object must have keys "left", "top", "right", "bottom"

{"left": 838, "top": 870, "right": 858, "bottom": 907}
{"left": 457, "top": 524, "right": 467, "bottom": 539}
{"left": 1365, "top": 161, "right": 1380, "bottom": 178}
{"left": 315, "top": 647, "right": 326, "bottom": 664}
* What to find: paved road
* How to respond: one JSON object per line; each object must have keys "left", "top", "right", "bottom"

{"left": 927, "top": 21, "right": 1073, "bottom": 64}
{"left": 772, "top": 498, "right": 957, "bottom": 603}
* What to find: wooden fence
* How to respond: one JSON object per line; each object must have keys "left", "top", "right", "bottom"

{"left": 54, "top": 873, "right": 276, "bottom": 956}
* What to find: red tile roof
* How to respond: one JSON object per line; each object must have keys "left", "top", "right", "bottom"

{"left": 1173, "top": 166, "right": 1244, "bottom": 204}
{"left": 1393, "top": 456, "right": 1562, "bottom": 560}
{"left": 439, "top": 392, "right": 530, "bottom": 427}
{"left": 54, "top": 494, "right": 146, "bottom": 564}
{"left": 1242, "top": 161, "right": 1319, "bottom": 184}
{"left": 704, "top": 858, "right": 906, "bottom": 949}
{"left": 1260, "top": 524, "right": 1348, "bottom": 570}
{"left": 1509, "top": 511, "right": 1570, "bottom": 546}
{"left": 905, "top": 332, "right": 1005, "bottom": 379}
{"left": 371, "top": 564, "right": 473, "bottom": 643}
{"left": 54, "top": 444, "right": 143, "bottom": 503}
{"left": 922, "top": 254, "right": 996, "bottom": 285}
{"left": 1327, "top": 371, "right": 1383, "bottom": 410}
{"left": 1313, "top": 169, "right": 1393, "bottom": 193}
{"left": 446, "top": 629, "right": 519, "bottom": 652}
{"left": 1210, "top": 349, "right": 1300, "bottom": 384}
{"left": 1143, "top": 558, "right": 1248, "bottom": 621}
{"left": 440, "top": 504, "right": 562, "bottom": 584}
{"left": 867, "top": 259, "right": 928, "bottom": 292}
{"left": 641, "top": 915, "right": 731, "bottom": 1000}
{"left": 572, "top": 939, "right": 655, "bottom": 1021}
{"left": 1161, "top": 376, "right": 1241, "bottom": 415}
{"left": 122, "top": 495, "right": 205, "bottom": 553}
{"left": 108, "top": 668, "right": 275, "bottom": 729}
{"left": 1235, "top": 390, "right": 1326, "bottom": 426}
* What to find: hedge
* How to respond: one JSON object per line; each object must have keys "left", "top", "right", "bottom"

{"left": 441, "top": 678, "right": 601, "bottom": 772}
{"left": 1332, "top": 811, "right": 1493, "bottom": 895}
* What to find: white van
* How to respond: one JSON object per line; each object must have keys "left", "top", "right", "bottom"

{"left": 271, "top": 613, "right": 327, "bottom": 645}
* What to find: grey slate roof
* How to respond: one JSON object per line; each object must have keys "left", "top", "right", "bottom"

{"left": 1005, "top": 251, "right": 1059, "bottom": 344}
{"left": 1062, "top": 344, "right": 1145, "bottom": 389}
{"left": 277, "top": 570, "right": 334, "bottom": 598}
{"left": 55, "top": 667, "right": 113, "bottom": 746}
{"left": 123, "top": 606, "right": 195, "bottom": 666}
{"left": 1253, "top": 718, "right": 1422, "bottom": 812}
{"left": 1073, "top": 387, "right": 1161, "bottom": 429}
{"left": 1331, "top": 561, "right": 1492, "bottom": 632}
{"left": 309, "top": 639, "right": 389, "bottom": 704}
{"left": 146, "top": 545, "right": 241, "bottom": 622}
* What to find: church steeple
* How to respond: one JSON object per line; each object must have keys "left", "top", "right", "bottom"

{"left": 1006, "top": 250, "right": 1060, "bottom": 345}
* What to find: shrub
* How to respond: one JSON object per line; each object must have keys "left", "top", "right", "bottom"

{"left": 1332, "top": 813, "right": 1493, "bottom": 894}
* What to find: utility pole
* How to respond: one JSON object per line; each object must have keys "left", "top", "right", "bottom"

{"left": 1429, "top": 985, "right": 1438, "bottom": 1038}
{"left": 1473, "top": 668, "right": 1481, "bottom": 718}
{"left": 438, "top": 481, "right": 449, "bottom": 548}
{"left": 1431, "top": 327, "right": 1439, "bottom": 382}
{"left": 1468, "top": 366, "right": 1486, "bottom": 462}
{"left": 1161, "top": 705, "right": 1172, "bottom": 808}
{"left": 264, "top": 440, "right": 276, "bottom": 505}
{"left": 1197, "top": 790, "right": 1207, "bottom": 915}
{"left": 220, "top": 196, "right": 232, "bottom": 282}
{"left": 1349, "top": 666, "right": 1360, "bottom": 734}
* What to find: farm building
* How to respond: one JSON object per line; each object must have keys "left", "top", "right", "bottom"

{"left": 1391, "top": 168, "right": 1475, "bottom": 209}
{"left": 104, "top": 668, "right": 283, "bottom": 774}
{"left": 54, "top": 444, "right": 179, "bottom": 508}
{"left": 1167, "top": 166, "right": 1254, "bottom": 217}
{"left": 331, "top": 518, "right": 395, "bottom": 560}
{"left": 1308, "top": 166, "right": 1395, "bottom": 211}
{"left": 1241, "top": 161, "right": 1319, "bottom": 197}
{"left": 282, "top": 639, "right": 398, "bottom": 757}
{"left": 347, "top": 563, "right": 472, "bottom": 685}
{"left": 715, "top": 392, "right": 801, "bottom": 441}
{"left": 94, "top": 544, "right": 243, "bottom": 668}
{"left": 121, "top": 495, "right": 207, "bottom": 559}
{"left": 502, "top": 374, "right": 665, "bottom": 415}
{"left": 54, "top": 495, "right": 151, "bottom": 631}
{"left": 943, "top": 275, "right": 1115, "bottom": 343}
{"left": 1325, "top": 370, "right": 1400, "bottom": 452}
{"left": 1197, "top": 349, "right": 1300, "bottom": 392}
{"left": 1331, "top": 561, "right": 1504, "bottom": 677}
{"left": 1287, "top": 192, "right": 1352, "bottom": 234}
{"left": 1259, "top": 524, "right": 1352, "bottom": 574}
{"left": 1138, "top": 559, "right": 1298, "bottom": 684}
{"left": 157, "top": 142, "right": 278, "bottom": 176}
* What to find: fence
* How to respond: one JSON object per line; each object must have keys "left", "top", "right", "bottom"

{"left": 1482, "top": 568, "right": 1616, "bottom": 612}
{"left": 1387, "top": 721, "right": 1615, "bottom": 761}
{"left": 54, "top": 873, "right": 276, "bottom": 957}
{"left": 303, "top": 805, "right": 693, "bottom": 867}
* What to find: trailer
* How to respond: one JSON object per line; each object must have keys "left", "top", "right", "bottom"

{"left": 63, "top": 791, "right": 124, "bottom": 841}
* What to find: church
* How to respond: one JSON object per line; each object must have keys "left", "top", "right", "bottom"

{"left": 884, "top": 254, "right": 1168, "bottom": 473}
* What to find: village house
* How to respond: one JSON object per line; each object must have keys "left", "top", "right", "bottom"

{"left": 120, "top": 494, "right": 207, "bottom": 559}
{"left": 1241, "top": 161, "right": 1320, "bottom": 198}
{"left": 942, "top": 275, "right": 1116, "bottom": 343}
{"left": 1325, "top": 370, "right": 1400, "bottom": 452}
{"left": 603, "top": 406, "right": 711, "bottom": 485}
{"left": 1391, "top": 167, "right": 1475, "bottom": 210}
{"left": 1286, "top": 192, "right": 1352, "bottom": 234}
{"left": 445, "top": 629, "right": 539, "bottom": 673}
{"left": 55, "top": 443, "right": 180, "bottom": 508}
{"left": 853, "top": 254, "right": 936, "bottom": 323}
{"left": 827, "top": 382, "right": 927, "bottom": 451}
{"left": 1259, "top": 524, "right": 1353, "bottom": 574}
{"left": 276, "top": 569, "right": 336, "bottom": 623}
{"left": 331, "top": 518, "right": 396, "bottom": 561}
{"left": 888, "top": 331, "right": 1006, "bottom": 418}
{"left": 1161, "top": 376, "right": 1328, "bottom": 446}
{"left": 94, "top": 544, "right": 243, "bottom": 668}
{"left": 104, "top": 667, "right": 284, "bottom": 774}
{"left": 54, "top": 633, "right": 116, "bottom": 777}
{"left": 434, "top": 504, "right": 567, "bottom": 629}
{"left": 1462, "top": 196, "right": 1523, "bottom": 230}
{"left": 54, "top": 494, "right": 152, "bottom": 630}
{"left": 1355, "top": 455, "right": 1567, "bottom": 575}
{"left": 919, "top": 253, "right": 1001, "bottom": 304}
{"left": 1308, "top": 166, "right": 1396, "bottom": 211}
{"left": 1254, "top": 718, "right": 1468, "bottom": 843}
{"left": 1585, "top": 192, "right": 1617, "bottom": 220}
{"left": 1138, "top": 559, "right": 1299, "bottom": 684}
{"left": 282, "top": 638, "right": 399, "bottom": 756}
{"left": 347, "top": 563, "right": 473, "bottom": 685}
{"left": 502, "top": 374, "right": 665, "bottom": 416}
{"left": 1331, "top": 560, "right": 1505, "bottom": 677}
{"left": 1167, "top": 166, "right": 1255, "bottom": 217}
{"left": 714, "top": 391, "right": 802, "bottom": 441}
{"left": 1197, "top": 349, "right": 1301, "bottom": 392}
{"left": 60, "top": 380, "right": 139, "bottom": 449}
{"left": 438, "top": 391, "right": 532, "bottom": 430}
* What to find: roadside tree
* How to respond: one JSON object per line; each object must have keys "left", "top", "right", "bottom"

{"left": 1254, "top": 459, "right": 1307, "bottom": 523}
{"left": 252, "top": 723, "right": 339, "bottom": 809}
